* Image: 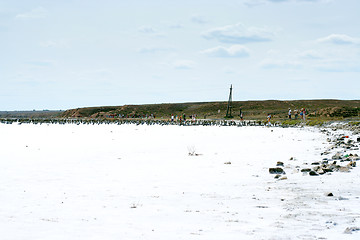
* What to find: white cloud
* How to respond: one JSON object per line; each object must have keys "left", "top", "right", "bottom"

{"left": 244, "top": 0, "right": 328, "bottom": 6}
{"left": 202, "top": 23, "right": 274, "bottom": 44}
{"left": 297, "top": 50, "right": 322, "bottom": 59}
{"left": 201, "top": 45, "right": 250, "bottom": 58}
{"left": 25, "top": 60, "right": 54, "bottom": 67}
{"left": 260, "top": 59, "right": 302, "bottom": 69}
{"left": 15, "top": 7, "right": 47, "bottom": 19}
{"left": 223, "top": 66, "right": 235, "bottom": 74}
{"left": 40, "top": 40, "right": 68, "bottom": 48}
{"left": 138, "top": 26, "right": 166, "bottom": 38}
{"left": 317, "top": 34, "right": 360, "bottom": 45}
{"left": 169, "top": 23, "right": 184, "bottom": 29}
{"left": 138, "top": 26, "right": 157, "bottom": 34}
{"left": 191, "top": 15, "right": 208, "bottom": 24}
{"left": 173, "top": 60, "right": 196, "bottom": 70}
{"left": 137, "top": 47, "right": 171, "bottom": 54}
{"left": 314, "top": 59, "right": 360, "bottom": 72}
{"left": 268, "top": 0, "right": 288, "bottom": 2}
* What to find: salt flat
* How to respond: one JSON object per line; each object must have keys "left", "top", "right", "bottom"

{"left": 0, "top": 123, "right": 359, "bottom": 240}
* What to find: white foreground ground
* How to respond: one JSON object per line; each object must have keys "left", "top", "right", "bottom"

{"left": 0, "top": 123, "right": 359, "bottom": 240}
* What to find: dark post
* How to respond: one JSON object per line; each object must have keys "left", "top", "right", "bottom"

{"left": 226, "top": 84, "right": 233, "bottom": 118}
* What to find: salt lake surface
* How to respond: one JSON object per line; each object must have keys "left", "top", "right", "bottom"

{"left": 0, "top": 123, "right": 359, "bottom": 239}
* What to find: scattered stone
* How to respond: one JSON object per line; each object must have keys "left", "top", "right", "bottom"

{"left": 344, "top": 227, "right": 360, "bottom": 234}
{"left": 279, "top": 176, "right": 287, "bottom": 180}
{"left": 322, "top": 167, "right": 334, "bottom": 173}
{"left": 224, "top": 162, "right": 231, "bottom": 165}
{"left": 269, "top": 167, "right": 285, "bottom": 174}
{"left": 276, "top": 161, "right": 284, "bottom": 167}
{"left": 339, "top": 196, "right": 349, "bottom": 201}
{"left": 357, "top": 137, "right": 360, "bottom": 142}
{"left": 339, "top": 166, "right": 350, "bottom": 172}
{"left": 348, "top": 161, "right": 356, "bottom": 168}
{"left": 301, "top": 168, "right": 311, "bottom": 172}
{"left": 274, "top": 174, "right": 281, "bottom": 179}
{"left": 311, "top": 162, "right": 320, "bottom": 165}
{"left": 326, "top": 192, "right": 334, "bottom": 197}
{"left": 309, "top": 171, "right": 319, "bottom": 176}
{"left": 312, "top": 166, "right": 320, "bottom": 171}
{"left": 317, "top": 168, "right": 325, "bottom": 175}
{"left": 332, "top": 152, "right": 343, "bottom": 160}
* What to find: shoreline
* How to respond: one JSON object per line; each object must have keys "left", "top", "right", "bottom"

{"left": 1, "top": 117, "right": 360, "bottom": 130}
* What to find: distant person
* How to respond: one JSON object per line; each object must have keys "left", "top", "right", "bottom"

{"left": 171, "top": 114, "right": 174, "bottom": 122}
{"left": 300, "top": 108, "right": 304, "bottom": 120}
{"left": 294, "top": 109, "right": 298, "bottom": 119}
{"left": 267, "top": 114, "right": 272, "bottom": 126}
{"left": 288, "top": 108, "right": 292, "bottom": 119}
{"left": 240, "top": 112, "right": 243, "bottom": 121}
{"left": 303, "top": 108, "right": 306, "bottom": 121}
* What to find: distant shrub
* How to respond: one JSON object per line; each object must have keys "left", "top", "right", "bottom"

{"left": 306, "top": 120, "right": 325, "bottom": 126}
{"left": 349, "top": 121, "right": 360, "bottom": 126}
{"left": 281, "top": 120, "right": 301, "bottom": 126}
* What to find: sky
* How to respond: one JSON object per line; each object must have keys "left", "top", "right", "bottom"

{"left": 0, "top": 0, "right": 359, "bottom": 110}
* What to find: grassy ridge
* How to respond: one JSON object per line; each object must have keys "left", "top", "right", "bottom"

{"left": 0, "top": 110, "right": 62, "bottom": 119}
{"left": 61, "top": 99, "right": 360, "bottom": 121}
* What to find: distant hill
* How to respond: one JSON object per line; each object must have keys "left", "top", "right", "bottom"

{"left": 61, "top": 100, "right": 360, "bottom": 120}
{"left": 0, "top": 110, "right": 63, "bottom": 119}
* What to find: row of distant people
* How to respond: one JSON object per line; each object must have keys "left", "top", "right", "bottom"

{"left": 288, "top": 108, "right": 307, "bottom": 120}
{"left": 266, "top": 108, "right": 307, "bottom": 125}
{"left": 171, "top": 114, "right": 197, "bottom": 122}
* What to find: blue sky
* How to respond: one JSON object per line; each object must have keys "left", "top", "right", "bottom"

{"left": 0, "top": 0, "right": 359, "bottom": 110}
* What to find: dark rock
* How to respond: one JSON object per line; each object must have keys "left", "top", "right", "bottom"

{"left": 357, "top": 137, "right": 360, "bottom": 142}
{"left": 309, "top": 171, "right": 319, "bottom": 176}
{"left": 269, "top": 167, "right": 285, "bottom": 174}
{"left": 311, "top": 162, "right": 320, "bottom": 165}
{"left": 323, "top": 168, "right": 333, "bottom": 173}
{"left": 276, "top": 161, "right": 284, "bottom": 167}
{"left": 327, "top": 192, "right": 334, "bottom": 196}
{"left": 301, "top": 168, "right": 311, "bottom": 172}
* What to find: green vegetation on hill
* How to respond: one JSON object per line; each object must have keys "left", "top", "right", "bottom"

{"left": 0, "top": 110, "right": 62, "bottom": 119}
{"left": 61, "top": 99, "right": 360, "bottom": 121}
